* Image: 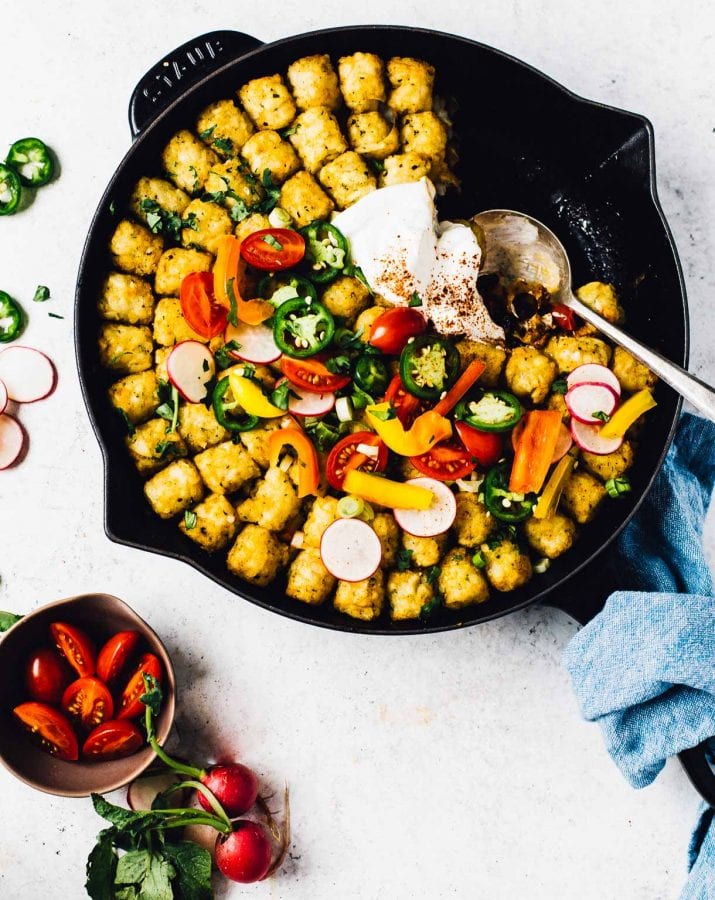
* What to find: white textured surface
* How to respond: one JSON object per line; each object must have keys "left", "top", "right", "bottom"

{"left": 1, "top": 2, "right": 714, "bottom": 898}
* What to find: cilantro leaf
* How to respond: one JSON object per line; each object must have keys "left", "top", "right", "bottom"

{"left": 228, "top": 199, "right": 250, "bottom": 223}
{"left": 270, "top": 379, "right": 296, "bottom": 411}
{"left": 155, "top": 440, "right": 180, "bottom": 460}
{"left": 395, "top": 549, "right": 413, "bottom": 571}
{"left": 115, "top": 407, "right": 136, "bottom": 436}
{"left": 551, "top": 379, "right": 568, "bottom": 395}
{"left": 214, "top": 340, "right": 241, "bottom": 369}
{"left": 419, "top": 594, "right": 442, "bottom": 620}
{"left": 334, "top": 327, "right": 364, "bottom": 352}
{"left": 408, "top": 292, "right": 423, "bottom": 307}
{"left": 199, "top": 125, "right": 216, "bottom": 141}
{"left": 325, "top": 355, "right": 351, "bottom": 375}
{"left": 212, "top": 137, "right": 233, "bottom": 155}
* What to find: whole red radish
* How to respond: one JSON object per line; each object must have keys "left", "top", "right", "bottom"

{"left": 198, "top": 763, "right": 259, "bottom": 817}
{"left": 215, "top": 821, "right": 272, "bottom": 883}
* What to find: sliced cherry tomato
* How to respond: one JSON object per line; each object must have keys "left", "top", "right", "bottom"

{"left": 117, "top": 653, "right": 162, "bottom": 720}
{"left": 96, "top": 630, "right": 141, "bottom": 684}
{"left": 368, "top": 307, "right": 427, "bottom": 355}
{"left": 326, "top": 431, "right": 388, "bottom": 491}
{"left": 240, "top": 228, "right": 305, "bottom": 271}
{"left": 551, "top": 303, "right": 577, "bottom": 332}
{"left": 180, "top": 271, "right": 228, "bottom": 339}
{"left": 511, "top": 418, "right": 572, "bottom": 464}
{"left": 62, "top": 676, "right": 114, "bottom": 731}
{"left": 280, "top": 355, "right": 351, "bottom": 393}
{"left": 50, "top": 622, "right": 96, "bottom": 677}
{"left": 13, "top": 702, "right": 79, "bottom": 761}
{"left": 24, "top": 647, "right": 72, "bottom": 705}
{"left": 83, "top": 719, "right": 144, "bottom": 759}
{"left": 411, "top": 441, "right": 477, "bottom": 481}
{"left": 455, "top": 421, "right": 505, "bottom": 469}
{"left": 383, "top": 374, "right": 426, "bottom": 427}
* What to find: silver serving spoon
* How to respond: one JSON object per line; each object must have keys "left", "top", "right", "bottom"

{"left": 473, "top": 209, "right": 715, "bottom": 421}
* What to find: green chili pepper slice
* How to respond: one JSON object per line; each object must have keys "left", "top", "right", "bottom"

{"left": 212, "top": 376, "right": 260, "bottom": 433}
{"left": 353, "top": 353, "right": 390, "bottom": 395}
{"left": 455, "top": 390, "right": 523, "bottom": 433}
{"left": 484, "top": 461, "right": 536, "bottom": 523}
{"left": 0, "top": 291, "right": 23, "bottom": 343}
{"left": 299, "top": 221, "right": 348, "bottom": 284}
{"left": 399, "top": 334, "right": 460, "bottom": 401}
{"left": 257, "top": 273, "right": 318, "bottom": 306}
{"left": 0, "top": 165, "right": 22, "bottom": 216}
{"left": 6, "top": 138, "right": 54, "bottom": 187}
{"left": 273, "top": 296, "right": 335, "bottom": 358}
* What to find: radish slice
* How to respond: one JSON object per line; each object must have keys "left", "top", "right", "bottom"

{"left": 567, "top": 364, "right": 621, "bottom": 397}
{"left": 394, "top": 477, "right": 457, "bottom": 537}
{"left": 224, "top": 320, "right": 281, "bottom": 364}
{"left": 167, "top": 341, "right": 215, "bottom": 403}
{"left": 320, "top": 518, "right": 382, "bottom": 582}
{"left": 565, "top": 382, "right": 618, "bottom": 424}
{"left": 570, "top": 418, "right": 624, "bottom": 455}
{"left": 278, "top": 378, "right": 335, "bottom": 417}
{"left": 0, "top": 414, "right": 25, "bottom": 468}
{"left": 127, "top": 771, "right": 187, "bottom": 811}
{"left": 0, "top": 380, "right": 7, "bottom": 415}
{"left": 0, "top": 346, "right": 56, "bottom": 403}
{"left": 512, "top": 420, "right": 572, "bottom": 463}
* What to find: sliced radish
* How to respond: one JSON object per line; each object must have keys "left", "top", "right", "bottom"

{"left": 0, "top": 346, "right": 56, "bottom": 403}
{"left": 0, "top": 414, "right": 25, "bottom": 468}
{"left": 320, "top": 518, "right": 382, "bottom": 582}
{"left": 512, "top": 420, "right": 572, "bottom": 463}
{"left": 224, "top": 320, "right": 281, "bottom": 364}
{"left": 278, "top": 378, "right": 335, "bottom": 417}
{"left": 167, "top": 341, "right": 215, "bottom": 403}
{"left": 393, "top": 477, "right": 457, "bottom": 537}
{"left": 127, "top": 770, "right": 188, "bottom": 811}
{"left": 567, "top": 364, "right": 621, "bottom": 397}
{"left": 570, "top": 418, "right": 624, "bottom": 455}
{"left": 0, "top": 380, "right": 7, "bottom": 415}
{"left": 565, "top": 382, "right": 618, "bottom": 424}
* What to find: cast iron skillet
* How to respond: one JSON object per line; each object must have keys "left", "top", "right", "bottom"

{"left": 74, "top": 27, "right": 713, "bottom": 802}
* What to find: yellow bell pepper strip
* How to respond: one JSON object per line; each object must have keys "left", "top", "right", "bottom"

{"left": 433, "top": 359, "right": 486, "bottom": 416}
{"left": 533, "top": 455, "right": 575, "bottom": 519}
{"left": 213, "top": 236, "right": 274, "bottom": 325}
{"left": 509, "top": 410, "right": 563, "bottom": 495}
{"left": 343, "top": 469, "right": 434, "bottom": 510}
{"left": 227, "top": 372, "right": 285, "bottom": 418}
{"left": 268, "top": 427, "right": 319, "bottom": 498}
{"left": 599, "top": 388, "right": 657, "bottom": 439}
{"left": 365, "top": 403, "right": 452, "bottom": 457}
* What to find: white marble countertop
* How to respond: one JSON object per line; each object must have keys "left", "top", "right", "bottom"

{"left": 1, "top": 2, "right": 714, "bottom": 897}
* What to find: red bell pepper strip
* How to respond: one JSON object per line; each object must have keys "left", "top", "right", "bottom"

{"left": 509, "top": 410, "right": 563, "bottom": 495}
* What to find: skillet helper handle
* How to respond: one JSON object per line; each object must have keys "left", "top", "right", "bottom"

{"left": 565, "top": 294, "right": 715, "bottom": 423}
{"left": 128, "top": 30, "right": 264, "bottom": 138}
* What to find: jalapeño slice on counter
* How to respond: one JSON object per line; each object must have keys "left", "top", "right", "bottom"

{"left": 0, "top": 292, "right": 23, "bottom": 342}
{"left": 484, "top": 461, "right": 536, "bottom": 523}
{"left": 273, "top": 296, "right": 335, "bottom": 358}
{"left": 455, "top": 390, "right": 523, "bottom": 433}
{"left": 0, "top": 165, "right": 21, "bottom": 215}
{"left": 212, "top": 377, "right": 260, "bottom": 433}
{"left": 299, "top": 221, "right": 348, "bottom": 283}
{"left": 6, "top": 138, "right": 54, "bottom": 187}
{"left": 399, "top": 334, "right": 460, "bottom": 401}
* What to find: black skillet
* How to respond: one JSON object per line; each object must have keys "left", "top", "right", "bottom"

{"left": 74, "top": 27, "right": 713, "bottom": 803}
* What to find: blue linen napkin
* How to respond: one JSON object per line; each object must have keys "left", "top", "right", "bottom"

{"left": 562, "top": 412, "right": 715, "bottom": 899}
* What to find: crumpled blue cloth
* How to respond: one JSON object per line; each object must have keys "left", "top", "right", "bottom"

{"left": 562, "top": 413, "right": 715, "bottom": 900}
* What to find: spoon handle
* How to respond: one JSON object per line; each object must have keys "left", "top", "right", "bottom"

{"left": 564, "top": 295, "right": 715, "bottom": 422}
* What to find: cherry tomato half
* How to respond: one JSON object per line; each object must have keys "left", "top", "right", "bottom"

{"left": 384, "top": 374, "right": 426, "bottom": 427}
{"left": 281, "top": 355, "right": 351, "bottom": 393}
{"left": 62, "top": 676, "right": 114, "bottom": 731}
{"left": 326, "top": 431, "right": 388, "bottom": 491}
{"left": 96, "top": 630, "right": 141, "bottom": 684}
{"left": 50, "top": 622, "right": 96, "bottom": 677}
{"left": 24, "top": 647, "right": 72, "bottom": 705}
{"left": 240, "top": 229, "right": 305, "bottom": 271}
{"left": 455, "top": 421, "right": 504, "bottom": 469}
{"left": 551, "top": 303, "right": 577, "bottom": 332}
{"left": 83, "top": 719, "right": 144, "bottom": 760}
{"left": 13, "top": 701, "right": 79, "bottom": 761}
{"left": 180, "top": 271, "right": 228, "bottom": 339}
{"left": 411, "top": 441, "right": 477, "bottom": 481}
{"left": 368, "top": 307, "right": 427, "bottom": 355}
{"left": 117, "top": 653, "right": 162, "bottom": 720}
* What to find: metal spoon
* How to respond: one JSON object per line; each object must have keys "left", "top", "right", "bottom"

{"left": 473, "top": 209, "right": 715, "bottom": 421}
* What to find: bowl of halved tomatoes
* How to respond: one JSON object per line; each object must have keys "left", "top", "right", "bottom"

{"left": 0, "top": 593, "right": 175, "bottom": 796}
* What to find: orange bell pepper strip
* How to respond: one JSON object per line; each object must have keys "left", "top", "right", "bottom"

{"left": 366, "top": 403, "right": 452, "bottom": 456}
{"left": 509, "top": 410, "right": 563, "bottom": 495}
{"left": 532, "top": 455, "right": 575, "bottom": 519}
{"left": 433, "top": 359, "right": 486, "bottom": 416}
{"left": 268, "top": 427, "right": 319, "bottom": 498}
{"left": 213, "top": 236, "right": 274, "bottom": 325}
{"left": 343, "top": 469, "right": 434, "bottom": 510}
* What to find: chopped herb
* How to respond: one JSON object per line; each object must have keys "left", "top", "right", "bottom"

{"left": 252, "top": 168, "right": 281, "bottom": 214}
{"left": 279, "top": 125, "right": 298, "bottom": 137}
{"left": 201, "top": 190, "right": 226, "bottom": 204}
{"left": 334, "top": 326, "right": 365, "bottom": 352}
{"left": 471, "top": 550, "right": 486, "bottom": 569}
{"left": 419, "top": 594, "right": 442, "bottom": 620}
{"left": 370, "top": 405, "right": 396, "bottom": 422}
{"left": 115, "top": 407, "right": 136, "bottom": 436}
{"left": 182, "top": 212, "right": 199, "bottom": 231}
{"left": 592, "top": 410, "right": 611, "bottom": 423}
{"left": 155, "top": 440, "right": 180, "bottom": 460}
{"left": 108, "top": 200, "right": 116, "bottom": 215}
{"left": 33, "top": 285, "right": 50, "bottom": 302}
{"left": 138, "top": 199, "right": 183, "bottom": 241}
{"left": 425, "top": 565, "right": 441, "bottom": 586}
{"left": 408, "top": 292, "right": 423, "bottom": 307}
{"left": 270, "top": 379, "right": 297, "bottom": 411}
{"left": 325, "top": 355, "right": 351, "bottom": 375}
{"left": 366, "top": 157, "right": 386, "bottom": 176}
{"left": 199, "top": 125, "right": 216, "bottom": 140}
{"left": 350, "top": 383, "right": 375, "bottom": 411}
{"left": 263, "top": 234, "right": 283, "bottom": 251}
{"left": 156, "top": 381, "right": 180, "bottom": 433}
{"left": 551, "top": 378, "right": 568, "bottom": 395}
{"left": 487, "top": 525, "right": 518, "bottom": 549}
{"left": 343, "top": 264, "right": 374, "bottom": 295}
{"left": 183, "top": 510, "right": 197, "bottom": 530}
{"left": 229, "top": 199, "right": 251, "bottom": 222}
{"left": 303, "top": 418, "right": 346, "bottom": 451}
{"left": 605, "top": 476, "right": 632, "bottom": 498}
{"left": 188, "top": 164, "right": 200, "bottom": 193}
{"left": 48, "top": 312, "right": 64, "bottom": 319}
{"left": 213, "top": 137, "right": 234, "bottom": 155}
{"left": 395, "top": 548, "right": 414, "bottom": 571}
{"left": 226, "top": 278, "right": 239, "bottom": 327}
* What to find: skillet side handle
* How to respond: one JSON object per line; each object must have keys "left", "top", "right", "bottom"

{"left": 679, "top": 744, "right": 715, "bottom": 808}
{"left": 128, "top": 30, "right": 264, "bottom": 138}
